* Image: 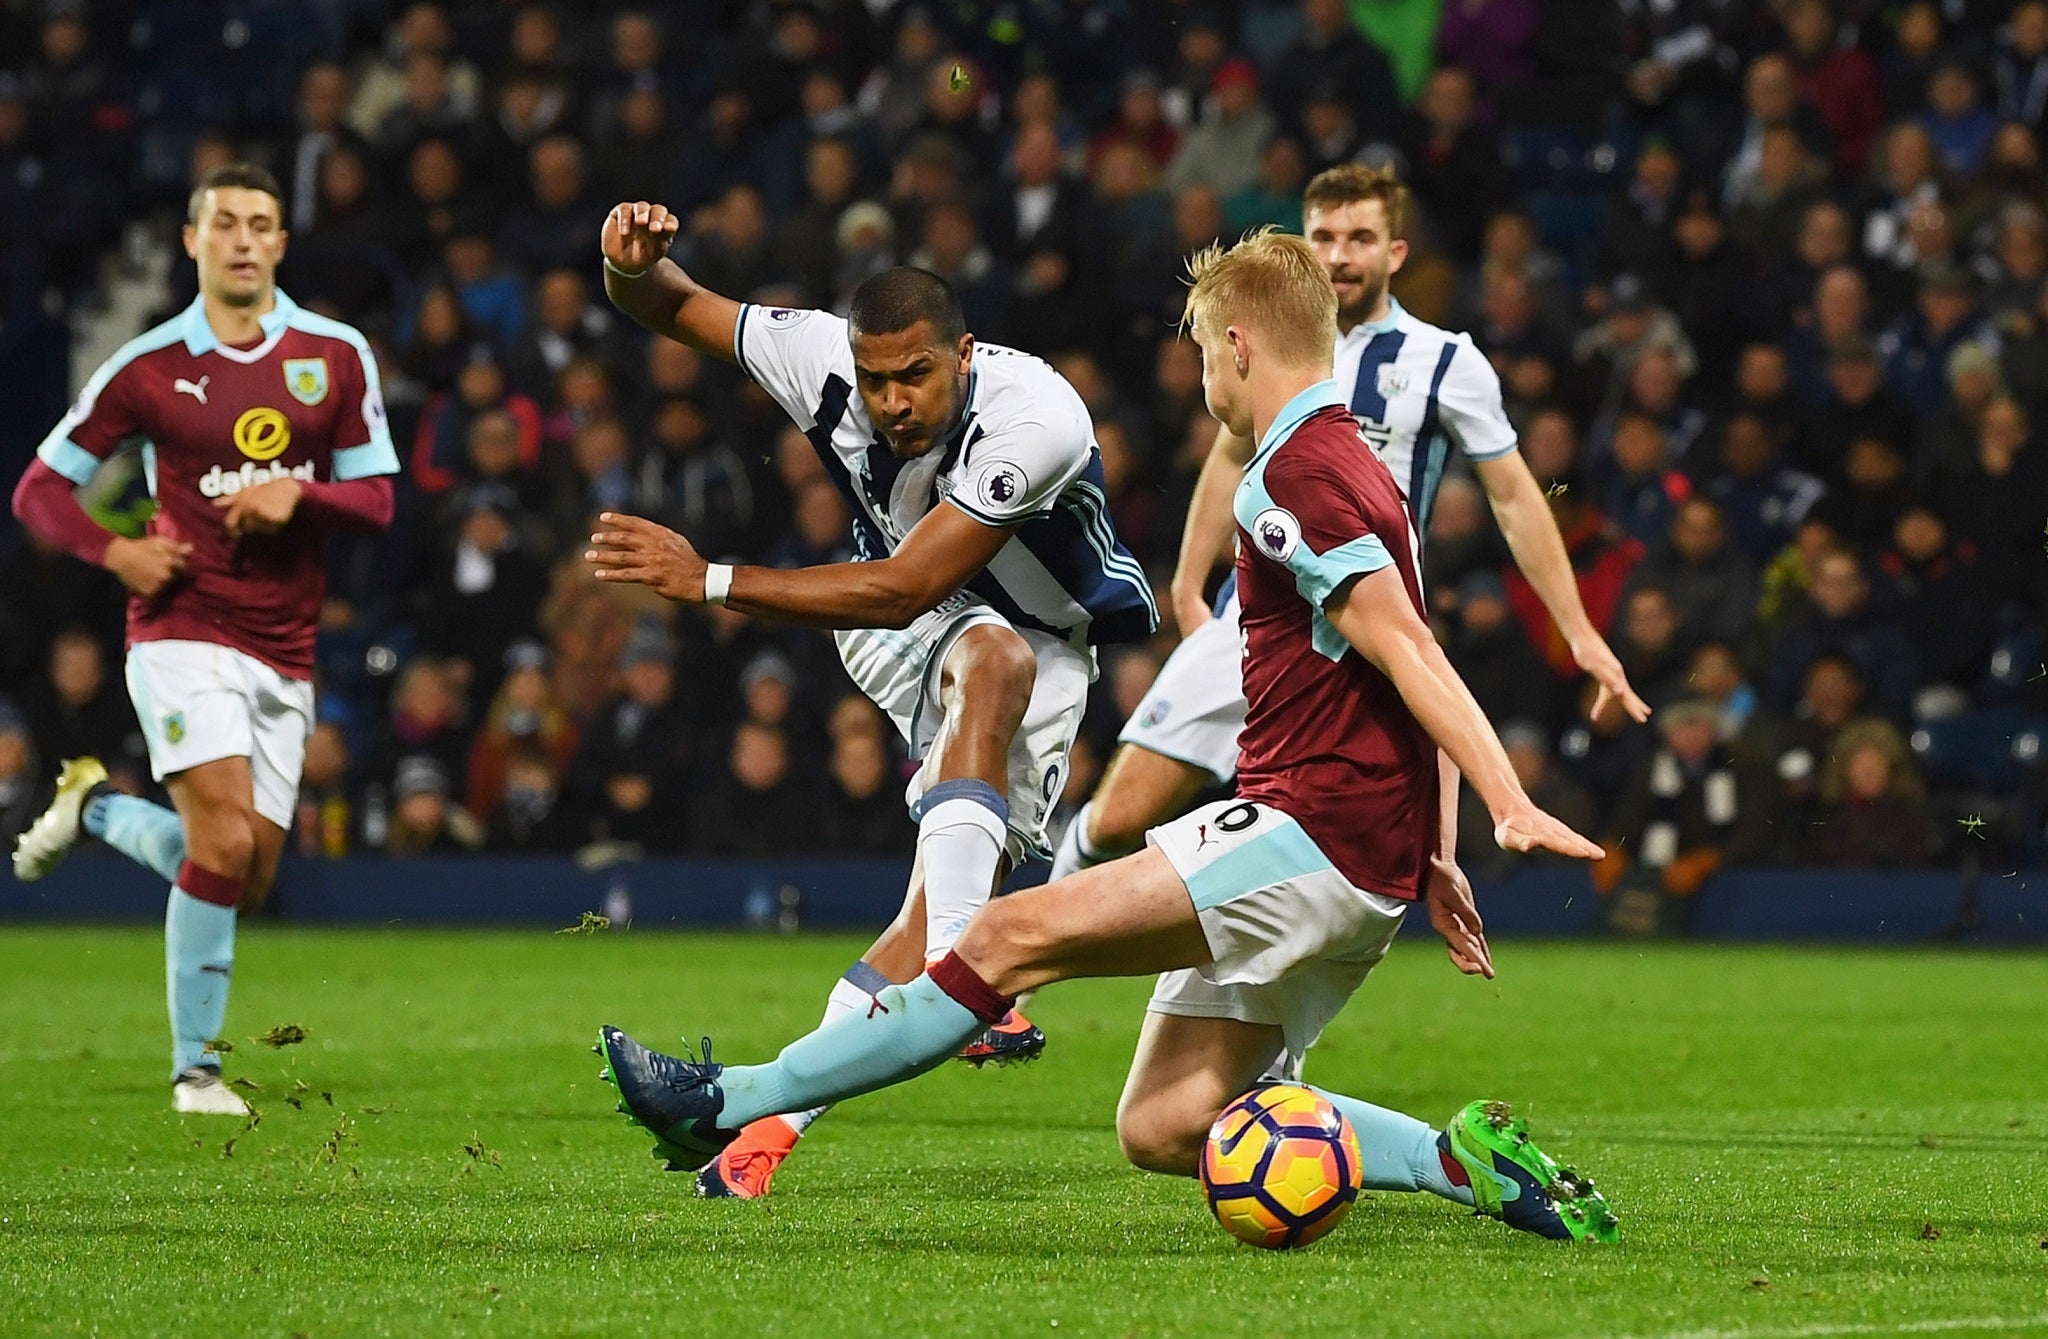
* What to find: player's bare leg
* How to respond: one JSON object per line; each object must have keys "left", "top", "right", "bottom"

{"left": 700, "top": 627, "right": 1036, "bottom": 1197}
{"left": 1050, "top": 743, "right": 1212, "bottom": 880}
{"left": 1115, "top": 1013, "right": 1287, "bottom": 1174}
{"left": 160, "top": 756, "right": 263, "bottom": 1116}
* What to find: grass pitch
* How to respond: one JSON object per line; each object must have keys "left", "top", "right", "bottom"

{"left": 1, "top": 926, "right": 2045, "bottom": 1339}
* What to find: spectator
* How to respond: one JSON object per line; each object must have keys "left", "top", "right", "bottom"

{"left": 1994, "top": 2, "right": 2048, "bottom": 127}
{"left": 419, "top": 483, "right": 549, "bottom": 693}
{"left": 348, "top": 4, "right": 482, "bottom": 145}
{"left": 775, "top": 138, "right": 866, "bottom": 306}
{"left": 0, "top": 703, "right": 42, "bottom": 852}
{"left": 563, "top": 619, "right": 691, "bottom": 852}
{"left": 1786, "top": 266, "right": 1873, "bottom": 407}
{"left": 689, "top": 721, "right": 813, "bottom": 856}
{"left": 1718, "top": 53, "right": 1830, "bottom": 211}
{"left": 1922, "top": 61, "right": 2000, "bottom": 177}
{"left": 1596, "top": 140, "right": 1684, "bottom": 290}
{"left": 1875, "top": 507, "right": 1994, "bottom": 693}
{"left": 1436, "top": 0, "right": 1541, "bottom": 114}
{"left": 1765, "top": 548, "right": 1918, "bottom": 721}
{"left": 1860, "top": 121, "right": 1946, "bottom": 274}
{"left": 635, "top": 396, "right": 758, "bottom": 560}
{"left": 484, "top": 747, "right": 570, "bottom": 853}
{"left": 1447, "top": 572, "right": 1558, "bottom": 729}
{"left": 1808, "top": 720, "right": 1933, "bottom": 865}
{"left": 1611, "top": 585, "right": 1692, "bottom": 709}
{"left": 1089, "top": 68, "right": 1181, "bottom": 176}
{"left": 1166, "top": 59, "right": 1275, "bottom": 200}
{"left": 1397, "top": 66, "right": 1507, "bottom": 264}
{"left": 549, "top": 417, "right": 636, "bottom": 555}
{"left": 498, "top": 135, "right": 601, "bottom": 277}
{"left": 367, "top": 657, "right": 472, "bottom": 794}
{"left": 687, "top": 184, "right": 775, "bottom": 304}
{"left": 383, "top": 755, "right": 482, "bottom": 855}
{"left": 293, "top": 722, "right": 358, "bottom": 859}
{"left": 1266, "top": 0, "right": 1400, "bottom": 139}
{"left": 1880, "top": 266, "right": 1994, "bottom": 416}
{"left": 1683, "top": 640, "right": 1770, "bottom": 763}
{"left": 28, "top": 628, "right": 144, "bottom": 791}
{"left": 466, "top": 641, "right": 580, "bottom": 827}
{"left": 1623, "top": 497, "right": 1758, "bottom": 647}
{"left": 1457, "top": 720, "right": 1596, "bottom": 880}
{"left": 820, "top": 728, "right": 915, "bottom": 857}
{"left": 272, "top": 63, "right": 370, "bottom": 233}
{"left": 507, "top": 269, "right": 625, "bottom": 401}
{"left": 1226, "top": 136, "right": 1310, "bottom": 238}
{"left": 1594, "top": 410, "right": 1688, "bottom": 548}
{"left": 1593, "top": 699, "right": 1776, "bottom": 910}
{"left": 1573, "top": 276, "right": 1698, "bottom": 419}
{"left": 1805, "top": 334, "right": 1915, "bottom": 482}
{"left": 1704, "top": 412, "right": 1826, "bottom": 567}
{"left": 412, "top": 347, "right": 543, "bottom": 495}
{"left": 1929, "top": 394, "right": 2048, "bottom": 609}
{"left": 1784, "top": 0, "right": 1883, "bottom": 177}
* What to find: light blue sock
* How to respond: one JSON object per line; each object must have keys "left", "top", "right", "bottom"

{"left": 84, "top": 793, "right": 186, "bottom": 882}
{"left": 1312, "top": 1086, "right": 1475, "bottom": 1206}
{"left": 165, "top": 889, "right": 237, "bottom": 1079}
{"left": 717, "top": 974, "right": 984, "bottom": 1127}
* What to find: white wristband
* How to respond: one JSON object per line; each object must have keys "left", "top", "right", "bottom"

{"left": 602, "top": 255, "right": 647, "bottom": 280}
{"left": 704, "top": 563, "right": 734, "bottom": 606}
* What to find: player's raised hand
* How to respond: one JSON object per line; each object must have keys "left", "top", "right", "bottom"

{"left": 586, "top": 511, "right": 708, "bottom": 602}
{"left": 214, "top": 478, "right": 303, "bottom": 538}
{"left": 602, "top": 201, "right": 680, "bottom": 277}
{"left": 1425, "top": 854, "right": 1494, "bottom": 979}
{"left": 103, "top": 534, "right": 192, "bottom": 598}
{"left": 1570, "top": 631, "right": 1651, "bottom": 725}
{"left": 1492, "top": 801, "right": 1604, "bottom": 862}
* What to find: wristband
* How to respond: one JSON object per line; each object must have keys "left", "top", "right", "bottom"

{"left": 704, "top": 563, "right": 734, "bottom": 606}
{"left": 603, "top": 255, "right": 647, "bottom": 280}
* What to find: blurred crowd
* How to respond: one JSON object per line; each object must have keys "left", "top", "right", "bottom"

{"left": 1, "top": 0, "right": 2046, "bottom": 878}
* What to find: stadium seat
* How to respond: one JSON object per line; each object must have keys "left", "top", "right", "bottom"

{"left": 1502, "top": 124, "right": 1590, "bottom": 191}
{"left": 1908, "top": 709, "right": 2047, "bottom": 792}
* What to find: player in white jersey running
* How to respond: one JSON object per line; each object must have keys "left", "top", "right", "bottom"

{"left": 1051, "top": 165, "right": 1650, "bottom": 882}
{"left": 594, "top": 201, "right": 1157, "bottom": 1198}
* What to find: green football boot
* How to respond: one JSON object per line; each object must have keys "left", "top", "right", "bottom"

{"left": 1440, "top": 1099, "right": 1620, "bottom": 1243}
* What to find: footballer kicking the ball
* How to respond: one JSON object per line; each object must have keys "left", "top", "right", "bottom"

{"left": 594, "top": 202, "right": 1156, "bottom": 1198}
{"left": 596, "top": 231, "right": 1621, "bottom": 1243}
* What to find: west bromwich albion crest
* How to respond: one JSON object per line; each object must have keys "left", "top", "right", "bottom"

{"left": 1375, "top": 363, "right": 1409, "bottom": 400}
{"left": 283, "top": 357, "right": 329, "bottom": 407}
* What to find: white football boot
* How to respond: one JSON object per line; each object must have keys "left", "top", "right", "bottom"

{"left": 172, "top": 1067, "right": 251, "bottom": 1116}
{"left": 13, "top": 757, "right": 109, "bottom": 881}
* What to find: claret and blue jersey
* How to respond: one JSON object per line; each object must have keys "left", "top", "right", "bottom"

{"left": 733, "top": 303, "right": 1157, "bottom": 648}
{"left": 1230, "top": 380, "right": 1437, "bottom": 902}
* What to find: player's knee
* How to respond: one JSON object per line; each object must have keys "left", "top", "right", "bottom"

{"left": 1115, "top": 1106, "right": 1203, "bottom": 1176}
{"left": 190, "top": 807, "right": 258, "bottom": 878}
{"left": 951, "top": 628, "right": 1036, "bottom": 725}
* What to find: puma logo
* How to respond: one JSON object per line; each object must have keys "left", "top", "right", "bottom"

{"left": 1195, "top": 824, "right": 1215, "bottom": 851}
{"left": 174, "top": 376, "right": 209, "bottom": 404}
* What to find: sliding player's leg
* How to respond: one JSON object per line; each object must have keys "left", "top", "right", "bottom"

{"left": 601, "top": 844, "right": 1210, "bottom": 1172}
{"left": 1052, "top": 599, "right": 1243, "bottom": 880}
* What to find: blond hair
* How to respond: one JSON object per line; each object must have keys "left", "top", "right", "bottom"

{"left": 1182, "top": 228, "right": 1338, "bottom": 368}
{"left": 1302, "top": 163, "right": 1409, "bottom": 239}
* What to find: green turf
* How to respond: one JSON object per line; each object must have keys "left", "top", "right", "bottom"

{"left": 1, "top": 927, "right": 2045, "bottom": 1339}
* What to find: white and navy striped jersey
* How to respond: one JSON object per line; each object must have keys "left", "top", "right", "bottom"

{"left": 1332, "top": 298, "right": 1519, "bottom": 531}
{"left": 733, "top": 303, "right": 1157, "bottom": 646}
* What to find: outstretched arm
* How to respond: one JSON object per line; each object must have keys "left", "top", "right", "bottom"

{"left": 1168, "top": 423, "right": 1254, "bottom": 633}
{"left": 1326, "top": 565, "right": 1602, "bottom": 860}
{"left": 599, "top": 201, "right": 741, "bottom": 363}
{"left": 587, "top": 502, "right": 1016, "bottom": 629}
{"left": 1474, "top": 450, "right": 1649, "bottom": 723}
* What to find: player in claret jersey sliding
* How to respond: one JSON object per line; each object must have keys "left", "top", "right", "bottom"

{"left": 11, "top": 164, "right": 398, "bottom": 1115}
{"left": 599, "top": 232, "right": 1622, "bottom": 1242}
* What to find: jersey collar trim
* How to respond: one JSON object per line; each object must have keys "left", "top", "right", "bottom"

{"left": 180, "top": 288, "right": 301, "bottom": 360}
{"left": 1338, "top": 296, "right": 1405, "bottom": 345}
{"left": 1253, "top": 379, "right": 1344, "bottom": 463}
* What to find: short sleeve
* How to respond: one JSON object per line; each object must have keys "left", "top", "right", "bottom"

{"left": 37, "top": 356, "right": 148, "bottom": 485}
{"left": 948, "top": 411, "right": 1093, "bottom": 526}
{"left": 1437, "top": 334, "right": 1518, "bottom": 462}
{"left": 1239, "top": 450, "right": 1394, "bottom": 610}
{"left": 734, "top": 304, "right": 847, "bottom": 425}
{"left": 330, "top": 336, "right": 399, "bottom": 480}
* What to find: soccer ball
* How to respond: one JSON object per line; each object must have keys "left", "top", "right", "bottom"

{"left": 1198, "top": 1084, "right": 1363, "bottom": 1249}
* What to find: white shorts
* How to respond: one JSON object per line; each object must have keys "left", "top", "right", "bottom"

{"left": 124, "top": 639, "right": 314, "bottom": 829}
{"left": 1146, "top": 798, "right": 1408, "bottom": 1078}
{"left": 1117, "top": 594, "right": 1244, "bottom": 782}
{"left": 835, "top": 591, "right": 1094, "bottom": 865}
